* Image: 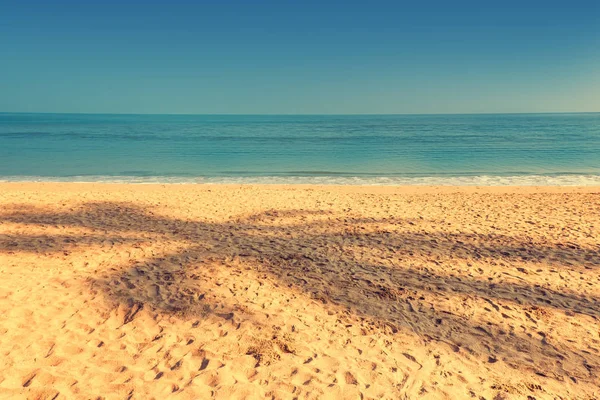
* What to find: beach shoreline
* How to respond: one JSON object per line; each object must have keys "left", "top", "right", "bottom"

{"left": 1, "top": 181, "right": 600, "bottom": 193}
{"left": 1, "top": 183, "right": 599, "bottom": 398}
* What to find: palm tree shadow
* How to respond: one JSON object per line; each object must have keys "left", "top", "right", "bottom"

{"left": 1, "top": 201, "right": 599, "bottom": 386}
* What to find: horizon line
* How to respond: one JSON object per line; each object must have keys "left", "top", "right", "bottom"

{"left": 1, "top": 111, "right": 599, "bottom": 117}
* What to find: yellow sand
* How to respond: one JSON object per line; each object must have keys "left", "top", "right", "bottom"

{"left": 0, "top": 183, "right": 599, "bottom": 399}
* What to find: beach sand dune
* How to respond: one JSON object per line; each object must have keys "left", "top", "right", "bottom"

{"left": 0, "top": 184, "right": 599, "bottom": 399}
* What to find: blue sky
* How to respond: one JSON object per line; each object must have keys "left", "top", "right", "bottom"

{"left": 1, "top": 1, "right": 599, "bottom": 114}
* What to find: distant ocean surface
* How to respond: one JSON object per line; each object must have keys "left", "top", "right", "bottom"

{"left": 1, "top": 113, "right": 599, "bottom": 186}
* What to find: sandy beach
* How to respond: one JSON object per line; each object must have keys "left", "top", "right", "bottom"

{"left": 0, "top": 183, "right": 598, "bottom": 399}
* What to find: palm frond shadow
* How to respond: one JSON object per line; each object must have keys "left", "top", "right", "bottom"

{"left": 1, "top": 201, "right": 598, "bottom": 384}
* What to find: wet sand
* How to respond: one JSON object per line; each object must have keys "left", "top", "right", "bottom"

{"left": 0, "top": 183, "right": 599, "bottom": 399}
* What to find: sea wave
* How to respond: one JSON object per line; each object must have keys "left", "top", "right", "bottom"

{"left": 1, "top": 174, "right": 600, "bottom": 186}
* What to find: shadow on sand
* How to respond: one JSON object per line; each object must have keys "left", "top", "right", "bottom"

{"left": 1, "top": 201, "right": 599, "bottom": 386}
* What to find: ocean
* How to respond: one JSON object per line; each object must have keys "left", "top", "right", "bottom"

{"left": 1, "top": 112, "right": 599, "bottom": 185}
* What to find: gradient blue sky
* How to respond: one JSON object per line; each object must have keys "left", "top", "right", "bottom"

{"left": 1, "top": 1, "right": 599, "bottom": 114}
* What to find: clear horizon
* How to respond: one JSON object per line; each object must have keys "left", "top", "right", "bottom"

{"left": 2, "top": 111, "right": 600, "bottom": 116}
{"left": 1, "top": 1, "right": 599, "bottom": 114}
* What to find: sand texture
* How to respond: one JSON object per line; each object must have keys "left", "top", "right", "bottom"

{"left": 0, "top": 183, "right": 599, "bottom": 399}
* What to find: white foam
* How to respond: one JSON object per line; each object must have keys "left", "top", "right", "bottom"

{"left": 1, "top": 175, "right": 600, "bottom": 186}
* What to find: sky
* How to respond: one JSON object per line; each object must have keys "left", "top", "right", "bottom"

{"left": 1, "top": 0, "right": 599, "bottom": 114}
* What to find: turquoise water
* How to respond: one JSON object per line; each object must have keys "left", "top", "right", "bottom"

{"left": 1, "top": 113, "right": 599, "bottom": 185}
